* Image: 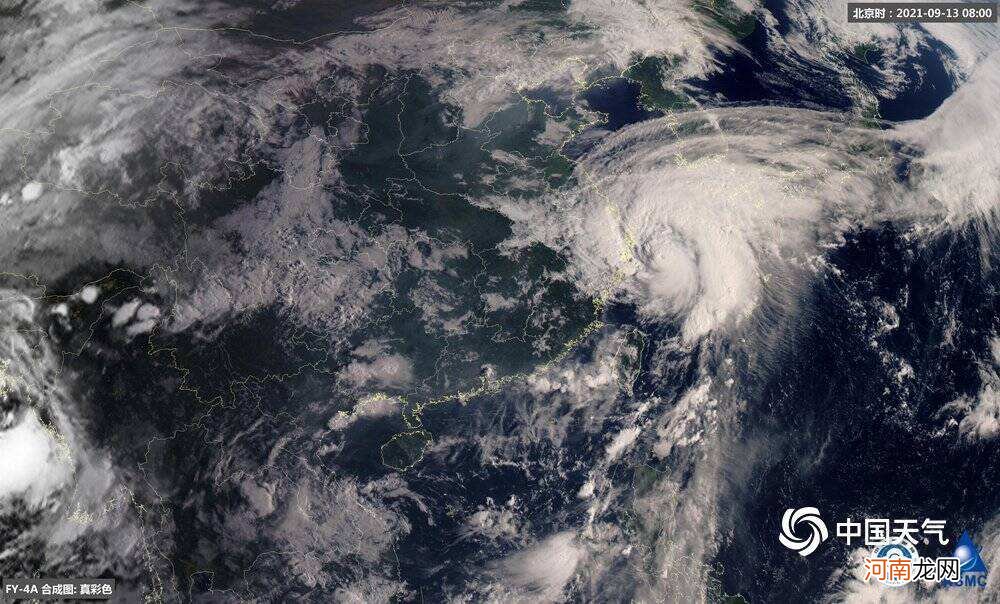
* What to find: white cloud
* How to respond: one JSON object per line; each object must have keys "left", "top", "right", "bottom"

{"left": 20, "top": 181, "right": 44, "bottom": 202}
{"left": 0, "top": 409, "right": 72, "bottom": 506}
{"left": 334, "top": 0, "right": 740, "bottom": 126}
{"left": 111, "top": 299, "right": 141, "bottom": 327}
{"left": 342, "top": 352, "right": 414, "bottom": 390}
{"left": 77, "top": 285, "right": 99, "bottom": 304}
{"left": 495, "top": 107, "right": 908, "bottom": 340}
{"left": 899, "top": 52, "right": 1000, "bottom": 220}
{"left": 491, "top": 530, "right": 583, "bottom": 602}
{"left": 940, "top": 337, "right": 1000, "bottom": 441}
{"left": 605, "top": 426, "right": 640, "bottom": 462}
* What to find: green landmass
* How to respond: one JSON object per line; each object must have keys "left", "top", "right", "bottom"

{"left": 623, "top": 56, "right": 693, "bottom": 112}
{"left": 381, "top": 429, "right": 432, "bottom": 470}
{"left": 694, "top": 0, "right": 757, "bottom": 39}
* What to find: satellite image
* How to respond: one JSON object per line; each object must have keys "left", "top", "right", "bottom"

{"left": 0, "top": 0, "right": 998, "bottom": 601}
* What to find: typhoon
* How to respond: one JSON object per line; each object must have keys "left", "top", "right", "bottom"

{"left": 0, "top": 0, "right": 998, "bottom": 601}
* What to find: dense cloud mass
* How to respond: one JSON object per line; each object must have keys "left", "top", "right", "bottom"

{"left": 1, "top": 0, "right": 998, "bottom": 601}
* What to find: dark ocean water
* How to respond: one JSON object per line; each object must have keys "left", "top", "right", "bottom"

{"left": 863, "top": 38, "right": 956, "bottom": 121}
{"left": 715, "top": 221, "right": 1000, "bottom": 600}
{"left": 563, "top": 4, "right": 981, "bottom": 597}
{"left": 686, "top": 4, "right": 855, "bottom": 110}
{"left": 580, "top": 78, "right": 662, "bottom": 130}
{"left": 686, "top": 1, "right": 956, "bottom": 124}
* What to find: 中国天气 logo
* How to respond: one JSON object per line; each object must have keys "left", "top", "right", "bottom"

{"left": 779, "top": 507, "right": 829, "bottom": 557}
